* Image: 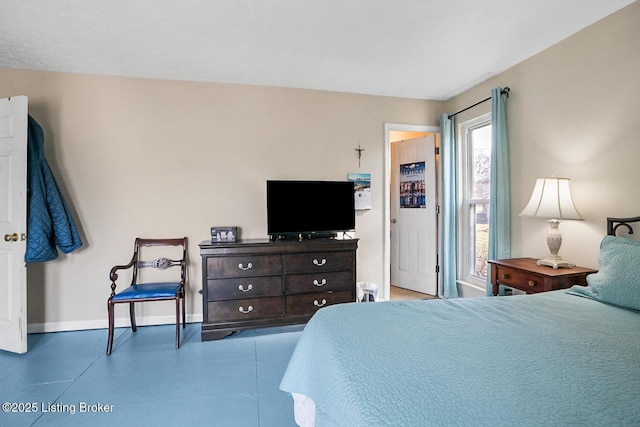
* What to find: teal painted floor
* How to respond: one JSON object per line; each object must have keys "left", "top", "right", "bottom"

{"left": 0, "top": 323, "right": 304, "bottom": 427}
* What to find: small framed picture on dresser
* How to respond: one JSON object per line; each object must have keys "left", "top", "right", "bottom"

{"left": 210, "top": 227, "right": 238, "bottom": 243}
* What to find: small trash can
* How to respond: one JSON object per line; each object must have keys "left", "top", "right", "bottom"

{"left": 356, "top": 282, "right": 378, "bottom": 302}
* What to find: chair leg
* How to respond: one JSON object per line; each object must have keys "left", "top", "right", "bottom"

{"left": 181, "top": 292, "right": 186, "bottom": 328}
{"left": 106, "top": 300, "right": 114, "bottom": 355}
{"left": 175, "top": 297, "right": 181, "bottom": 349}
{"left": 129, "top": 303, "right": 137, "bottom": 332}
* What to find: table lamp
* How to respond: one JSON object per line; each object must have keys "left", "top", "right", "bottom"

{"left": 520, "top": 177, "right": 582, "bottom": 269}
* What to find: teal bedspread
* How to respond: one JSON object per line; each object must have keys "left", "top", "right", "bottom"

{"left": 280, "top": 291, "right": 640, "bottom": 426}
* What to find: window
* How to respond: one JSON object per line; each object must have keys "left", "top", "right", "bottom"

{"left": 458, "top": 114, "right": 491, "bottom": 287}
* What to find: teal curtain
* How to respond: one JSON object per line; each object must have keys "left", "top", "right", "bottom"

{"left": 440, "top": 113, "right": 458, "bottom": 298}
{"left": 486, "top": 87, "right": 511, "bottom": 296}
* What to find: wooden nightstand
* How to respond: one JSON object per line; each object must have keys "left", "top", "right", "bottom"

{"left": 488, "top": 258, "right": 597, "bottom": 296}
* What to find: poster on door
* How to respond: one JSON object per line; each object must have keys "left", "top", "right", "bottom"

{"left": 400, "top": 162, "right": 426, "bottom": 208}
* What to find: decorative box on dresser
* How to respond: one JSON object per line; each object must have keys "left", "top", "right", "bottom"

{"left": 199, "top": 238, "right": 358, "bottom": 340}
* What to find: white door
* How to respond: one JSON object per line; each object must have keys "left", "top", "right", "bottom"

{"left": 0, "top": 96, "right": 28, "bottom": 354}
{"left": 390, "top": 135, "right": 437, "bottom": 295}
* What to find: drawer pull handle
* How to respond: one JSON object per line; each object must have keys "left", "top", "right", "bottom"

{"left": 238, "top": 284, "right": 253, "bottom": 292}
{"left": 313, "top": 299, "right": 327, "bottom": 307}
{"left": 313, "top": 278, "right": 327, "bottom": 287}
{"left": 238, "top": 305, "right": 253, "bottom": 314}
{"left": 502, "top": 274, "right": 510, "bottom": 280}
{"left": 528, "top": 280, "right": 536, "bottom": 287}
{"left": 238, "top": 262, "right": 253, "bottom": 271}
{"left": 313, "top": 258, "right": 327, "bottom": 267}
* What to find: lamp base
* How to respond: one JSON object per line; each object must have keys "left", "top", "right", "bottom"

{"left": 536, "top": 257, "right": 575, "bottom": 269}
{"left": 538, "top": 219, "right": 575, "bottom": 269}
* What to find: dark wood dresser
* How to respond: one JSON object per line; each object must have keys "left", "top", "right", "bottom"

{"left": 199, "top": 238, "right": 358, "bottom": 340}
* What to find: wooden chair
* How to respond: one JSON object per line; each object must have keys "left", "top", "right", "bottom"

{"left": 106, "top": 237, "right": 187, "bottom": 355}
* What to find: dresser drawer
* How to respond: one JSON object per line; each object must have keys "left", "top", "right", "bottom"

{"left": 285, "top": 291, "right": 354, "bottom": 316}
{"left": 206, "top": 255, "right": 281, "bottom": 278}
{"left": 494, "top": 266, "right": 544, "bottom": 292}
{"left": 207, "top": 276, "right": 281, "bottom": 301}
{"left": 284, "top": 271, "right": 353, "bottom": 294}
{"left": 284, "top": 251, "right": 353, "bottom": 274}
{"left": 207, "top": 297, "right": 283, "bottom": 322}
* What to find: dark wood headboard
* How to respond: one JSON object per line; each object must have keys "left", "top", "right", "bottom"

{"left": 607, "top": 216, "right": 640, "bottom": 236}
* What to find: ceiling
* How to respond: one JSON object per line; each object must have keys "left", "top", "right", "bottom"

{"left": 0, "top": 0, "right": 635, "bottom": 100}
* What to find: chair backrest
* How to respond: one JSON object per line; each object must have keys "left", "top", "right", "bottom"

{"left": 131, "top": 237, "right": 187, "bottom": 286}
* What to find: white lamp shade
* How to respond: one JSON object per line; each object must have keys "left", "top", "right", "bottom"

{"left": 520, "top": 177, "right": 582, "bottom": 220}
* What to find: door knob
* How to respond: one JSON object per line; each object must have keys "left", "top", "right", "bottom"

{"left": 4, "top": 233, "right": 19, "bottom": 242}
{"left": 391, "top": 218, "right": 397, "bottom": 224}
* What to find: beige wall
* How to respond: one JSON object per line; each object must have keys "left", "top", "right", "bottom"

{"left": 0, "top": 69, "right": 441, "bottom": 331}
{"left": 446, "top": 1, "right": 640, "bottom": 280}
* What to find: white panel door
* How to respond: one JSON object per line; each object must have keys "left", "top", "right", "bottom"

{"left": 0, "top": 96, "right": 28, "bottom": 354}
{"left": 390, "top": 135, "right": 437, "bottom": 295}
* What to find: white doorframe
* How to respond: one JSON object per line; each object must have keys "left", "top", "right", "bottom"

{"left": 383, "top": 123, "right": 440, "bottom": 300}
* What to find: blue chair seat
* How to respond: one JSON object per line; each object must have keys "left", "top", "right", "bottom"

{"left": 112, "top": 282, "right": 181, "bottom": 301}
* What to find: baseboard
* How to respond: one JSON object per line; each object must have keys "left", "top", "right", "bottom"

{"left": 27, "top": 313, "right": 204, "bottom": 334}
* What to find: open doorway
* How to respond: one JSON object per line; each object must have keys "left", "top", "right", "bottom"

{"left": 383, "top": 123, "right": 440, "bottom": 301}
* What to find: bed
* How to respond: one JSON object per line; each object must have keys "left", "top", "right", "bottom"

{"left": 279, "top": 217, "right": 640, "bottom": 426}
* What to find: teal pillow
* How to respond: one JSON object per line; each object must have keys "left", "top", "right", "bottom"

{"left": 568, "top": 235, "right": 640, "bottom": 312}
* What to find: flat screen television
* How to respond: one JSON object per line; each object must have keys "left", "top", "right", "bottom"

{"left": 266, "top": 180, "right": 355, "bottom": 239}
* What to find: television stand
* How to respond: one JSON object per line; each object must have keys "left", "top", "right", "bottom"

{"left": 199, "top": 238, "right": 358, "bottom": 340}
{"left": 270, "top": 232, "right": 338, "bottom": 241}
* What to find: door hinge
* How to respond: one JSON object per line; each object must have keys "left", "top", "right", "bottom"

{"left": 436, "top": 205, "right": 440, "bottom": 214}
{"left": 435, "top": 265, "right": 440, "bottom": 273}
{"left": 435, "top": 147, "right": 440, "bottom": 155}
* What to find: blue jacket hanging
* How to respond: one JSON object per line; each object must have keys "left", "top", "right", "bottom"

{"left": 25, "top": 116, "right": 82, "bottom": 262}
